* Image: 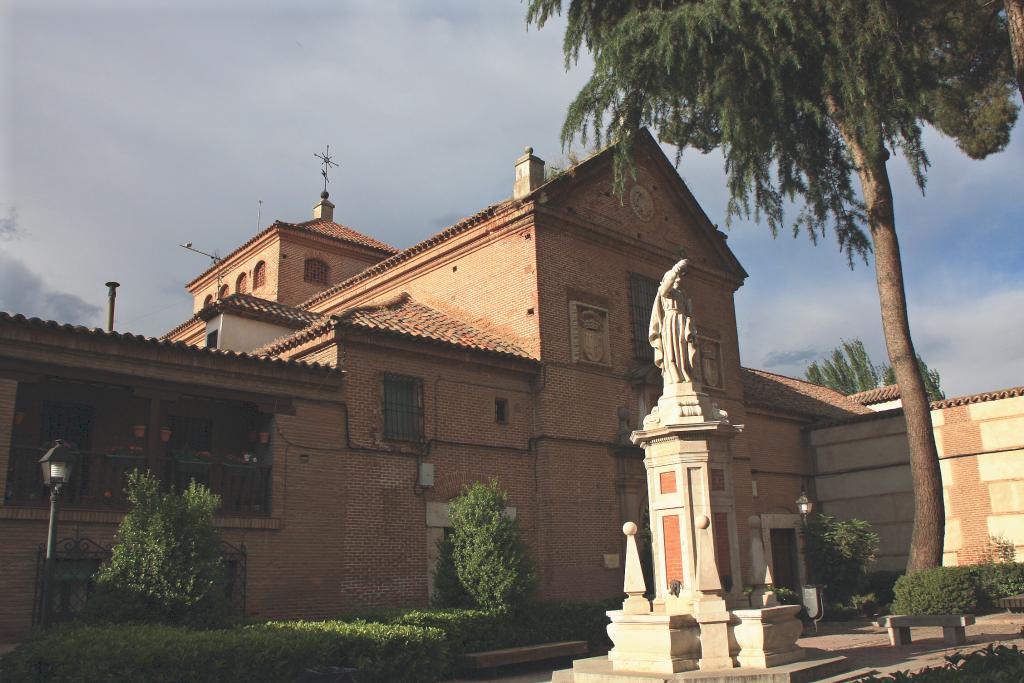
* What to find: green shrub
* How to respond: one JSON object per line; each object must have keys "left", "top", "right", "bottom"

{"left": 865, "top": 570, "right": 903, "bottom": 607}
{"left": 86, "top": 471, "right": 228, "bottom": 627}
{"left": 973, "top": 562, "right": 1024, "bottom": 607}
{"left": 430, "top": 534, "right": 472, "bottom": 608}
{"left": 892, "top": 566, "right": 979, "bottom": 615}
{"left": 444, "top": 479, "right": 536, "bottom": 610}
{"left": 850, "top": 593, "right": 880, "bottom": 617}
{"left": 862, "top": 644, "right": 1024, "bottom": 681}
{"left": 804, "top": 514, "right": 879, "bottom": 603}
{"left": 1, "top": 621, "right": 448, "bottom": 683}
{"left": 340, "top": 598, "right": 616, "bottom": 660}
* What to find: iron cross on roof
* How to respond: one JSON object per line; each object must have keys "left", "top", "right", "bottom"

{"left": 314, "top": 145, "right": 339, "bottom": 195}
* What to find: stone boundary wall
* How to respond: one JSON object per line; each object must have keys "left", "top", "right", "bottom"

{"left": 810, "top": 393, "right": 1024, "bottom": 571}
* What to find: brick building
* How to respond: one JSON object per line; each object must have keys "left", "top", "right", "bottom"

{"left": 1, "top": 131, "right": 1015, "bottom": 639}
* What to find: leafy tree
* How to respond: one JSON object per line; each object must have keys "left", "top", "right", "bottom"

{"left": 882, "top": 357, "right": 945, "bottom": 402}
{"left": 431, "top": 533, "right": 473, "bottom": 607}
{"left": 445, "top": 479, "right": 536, "bottom": 610}
{"left": 527, "top": 0, "right": 1017, "bottom": 571}
{"left": 806, "top": 338, "right": 945, "bottom": 401}
{"left": 88, "top": 470, "right": 228, "bottom": 627}
{"left": 806, "top": 339, "right": 882, "bottom": 396}
{"left": 803, "top": 514, "right": 880, "bottom": 603}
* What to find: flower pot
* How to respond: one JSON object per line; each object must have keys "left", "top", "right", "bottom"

{"left": 160, "top": 427, "right": 172, "bottom": 443}
{"left": 132, "top": 424, "right": 146, "bottom": 438}
{"left": 258, "top": 431, "right": 270, "bottom": 444}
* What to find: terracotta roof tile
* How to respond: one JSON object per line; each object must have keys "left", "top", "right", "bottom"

{"left": 298, "top": 199, "right": 518, "bottom": 309}
{"left": 257, "top": 293, "right": 534, "bottom": 362}
{"left": 847, "top": 383, "right": 1024, "bottom": 410}
{"left": 186, "top": 219, "right": 397, "bottom": 289}
{"left": 0, "top": 312, "right": 339, "bottom": 374}
{"left": 848, "top": 384, "right": 901, "bottom": 405}
{"left": 741, "top": 367, "right": 873, "bottom": 421}
{"left": 932, "top": 385, "right": 1024, "bottom": 409}
{"left": 162, "top": 312, "right": 203, "bottom": 340}
{"left": 282, "top": 218, "right": 399, "bottom": 255}
{"left": 199, "top": 294, "right": 323, "bottom": 329}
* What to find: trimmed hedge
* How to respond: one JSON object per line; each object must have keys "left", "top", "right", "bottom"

{"left": 342, "top": 598, "right": 616, "bottom": 656}
{"left": 2, "top": 599, "right": 618, "bottom": 682}
{"left": 892, "top": 563, "right": 1024, "bottom": 616}
{"left": 1, "top": 621, "right": 448, "bottom": 683}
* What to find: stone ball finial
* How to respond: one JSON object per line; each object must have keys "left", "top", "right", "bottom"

{"left": 623, "top": 521, "right": 638, "bottom": 536}
{"left": 696, "top": 514, "right": 710, "bottom": 530}
{"left": 748, "top": 515, "right": 762, "bottom": 530}
{"left": 321, "top": 190, "right": 330, "bottom": 199}
{"left": 524, "top": 146, "right": 534, "bottom": 155}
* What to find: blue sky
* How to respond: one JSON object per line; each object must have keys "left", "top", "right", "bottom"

{"left": 2, "top": 0, "right": 1022, "bottom": 397}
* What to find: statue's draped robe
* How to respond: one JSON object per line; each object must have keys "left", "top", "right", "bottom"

{"left": 649, "top": 285, "right": 699, "bottom": 386}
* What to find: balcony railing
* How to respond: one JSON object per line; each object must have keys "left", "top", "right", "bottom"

{"left": 4, "top": 445, "right": 271, "bottom": 515}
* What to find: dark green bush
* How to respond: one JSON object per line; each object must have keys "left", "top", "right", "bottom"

{"left": 430, "top": 534, "right": 472, "bottom": 607}
{"left": 850, "top": 593, "right": 880, "bottom": 617}
{"left": 892, "top": 566, "right": 979, "bottom": 615}
{"left": 86, "top": 471, "right": 228, "bottom": 628}
{"left": 972, "top": 562, "right": 1024, "bottom": 608}
{"left": 341, "top": 598, "right": 616, "bottom": 658}
{"left": 804, "top": 514, "right": 879, "bottom": 603}
{"left": 1, "top": 621, "right": 448, "bottom": 683}
{"left": 862, "top": 644, "right": 1024, "bottom": 681}
{"left": 865, "top": 569, "right": 903, "bottom": 607}
{"left": 443, "top": 479, "right": 536, "bottom": 610}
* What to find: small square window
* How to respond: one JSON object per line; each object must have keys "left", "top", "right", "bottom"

{"left": 495, "top": 398, "right": 508, "bottom": 425}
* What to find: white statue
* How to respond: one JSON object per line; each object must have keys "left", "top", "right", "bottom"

{"left": 649, "top": 258, "right": 700, "bottom": 386}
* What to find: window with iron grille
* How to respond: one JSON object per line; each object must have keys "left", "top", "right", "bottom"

{"left": 219, "top": 284, "right": 229, "bottom": 299}
{"left": 383, "top": 374, "right": 424, "bottom": 441}
{"left": 253, "top": 261, "right": 266, "bottom": 289}
{"left": 304, "top": 258, "right": 329, "bottom": 285}
{"left": 236, "top": 272, "right": 247, "bottom": 294}
{"left": 629, "top": 273, "right": 658, "bottom": 361}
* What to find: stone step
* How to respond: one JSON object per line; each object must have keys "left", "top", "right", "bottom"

{"left": 813, "top": 669, "right": 879, "bottom": 683}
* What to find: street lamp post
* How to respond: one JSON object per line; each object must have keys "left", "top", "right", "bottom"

{"left": 796, "top": 491, "right": 813, "bottom": 524}
{"left": 38, "top": 440, "right": 77, "bottom": 628}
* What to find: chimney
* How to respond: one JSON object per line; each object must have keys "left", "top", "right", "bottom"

{"left": 313, "top": 190, "right": 335, "bottom": 222}
{"left": 513, "top": 146, "right": 545, "bottom": 199}
{"left": 105, "top": 281, "right": 120, "bottom": 332}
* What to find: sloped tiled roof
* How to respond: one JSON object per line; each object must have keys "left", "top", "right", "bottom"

{"left": 848, "top": 384, "right": 901, "bottom": 405}
{"left": 162, "top": 312, "right": 203, "bottom": 340}
{"left": 0, "top": 312, "right": 339, "bottom": 374}
{"left": 299, "top": 200, "right": 516, "bottom": 309}
{"left": 847, "top": 383, "right": 1024, "bottom": 410}
{"left": 186, "top": 218, "right": 397, "bottom": 289}
{"left": 932, "top": 385, "right": 1024, "bottom": 409}
{"left": 198, "top": 293, "right": 323, "bottom": 329}
{"left": 280, "top": 218, "right": 399, "bottom": 254}
{"left": 741, "top": 367, "right": 873, "bottom": 421}
{"left": 258, "top": 293, "right": 534, "bottom": 362}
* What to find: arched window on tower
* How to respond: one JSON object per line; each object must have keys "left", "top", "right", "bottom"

{"left": 236, "top": 272, "right": 248, "bottom": 294}
{"left": 304, "top": 258, "right": 329, "bottom": 285}
{"left": 219, "top": 284, "right": 229, "bottom": 299}
{"left": 253, "top": 261, "right": 266, "bottom": 289}
{"left": 203, "top": 294, "right": 214, "bottom": 308}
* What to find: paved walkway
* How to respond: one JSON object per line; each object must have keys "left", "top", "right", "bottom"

{"left": 449, "top": 612, "right": 1024, "bottom": 682}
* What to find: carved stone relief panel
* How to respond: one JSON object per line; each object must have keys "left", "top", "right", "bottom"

{"left": 699, "top": 334, "right": 724, "bottom": 389}
{"left": 569, "top": 301, "right": 612, "bottom": 366}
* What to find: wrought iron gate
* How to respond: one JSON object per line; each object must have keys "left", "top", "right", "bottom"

{"left": 33, "top": 529, "right": 247, "bottom": 626}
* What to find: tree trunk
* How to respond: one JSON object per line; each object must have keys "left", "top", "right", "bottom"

{"left": 1007, "top": 0, "right": 1024, "bottom": 105}
{"left": 827, "top": 101, "right": 946, "bottom": 572}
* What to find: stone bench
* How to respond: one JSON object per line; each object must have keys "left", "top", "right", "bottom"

{"left": 458, "top": 640, "right": 588, "bottom": 670}
{"left": 876, "top": 615, "right": 975, "bottom": 647}
{"left": 998, "top": 594, "right": 1024, "bottom": 612}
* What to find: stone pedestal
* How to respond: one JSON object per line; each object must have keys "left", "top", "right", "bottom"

{"left": 730, "top": 605, "right": 805, "bottom": 668}
{"left": 606, "top": 611, "right": 701, "bottom": 674}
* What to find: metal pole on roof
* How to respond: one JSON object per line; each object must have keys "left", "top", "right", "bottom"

{"left": 105, "top": 281, "right": 120, "bottom": 332}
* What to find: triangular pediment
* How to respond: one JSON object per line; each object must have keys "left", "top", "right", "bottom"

{"left": 536, "top": 130, "right": 747, "bottom": 284}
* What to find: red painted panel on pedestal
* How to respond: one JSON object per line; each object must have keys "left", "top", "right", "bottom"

{"left": 662, "top": 514, "right": 683, "bottom": 585}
